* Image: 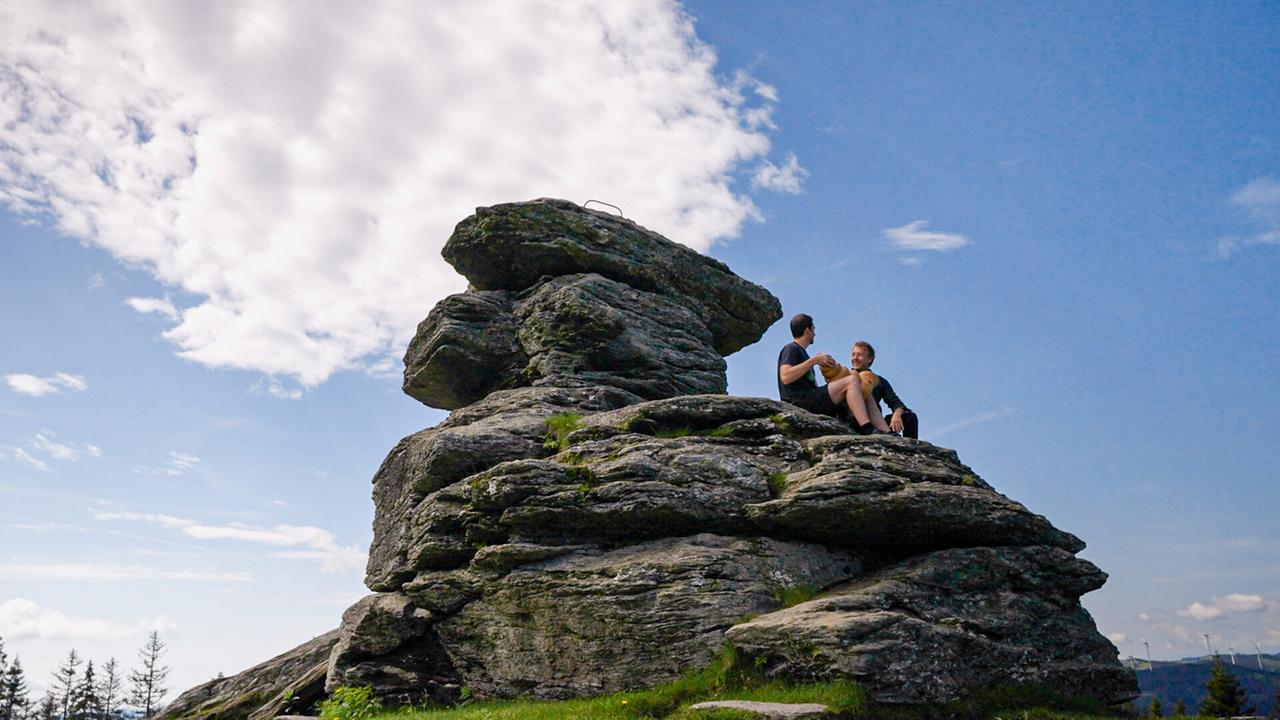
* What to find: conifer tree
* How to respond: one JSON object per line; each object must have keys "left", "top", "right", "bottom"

{"left": 1173, "top": 698, "right": 1187, "bottom": 717}
{"left": 1267, "top": 684, "right": 1280, "bottom": 720}
{"left": 70, "top": 661, "right": 102, "bottom": 720}
{"left": 33, "top": 695, "right": 58, "bottom": 720}
{"left": 51, "top": 649, "right": 81, "bottom": 720}
{"left": 128, "top": 632, "right": 168, "bottom": 718}
{"left": 0, "top": 656, "right": 31, "bottom": 720}
{"left": 1149, "top": 696, "right": 1163, "bottom": 717}
{"left": 96, "top": 659, "right": 123, "bottom": 720}
{"left": 1200, "top": 656, "right": 1254, "bottom": 717}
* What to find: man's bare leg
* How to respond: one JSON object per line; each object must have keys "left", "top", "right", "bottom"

{"left": 864, "top": 394, "right": 892, "bottom": 431}
{"left": 827, "top": 376, "right": 871, "bottom": 426}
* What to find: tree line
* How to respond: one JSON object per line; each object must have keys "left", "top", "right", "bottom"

{"left": 0, "top": 631, "right": 169, "bottom": 720}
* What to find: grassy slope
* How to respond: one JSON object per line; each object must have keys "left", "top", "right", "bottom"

{"left": 344, "top": 647, "right": 1155, "bottom": 720}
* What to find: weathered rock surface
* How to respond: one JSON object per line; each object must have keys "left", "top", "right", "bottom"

{"left": 726, "top": 546, "right": 1135, "bottom": 705}
{"left": 158, "top": 630, "right": 339, "bottom": 720}
{"left": 437, "top": 534, "right": 858, "bottom": 699}
{"left": 166, "top": 199, "right": 1135, "bottom": 719}
{"left": 405, "top": 200, "right": 781, "bottom": 410}
{"left": 441, "top": 198, "right": 781, "bottom": 356}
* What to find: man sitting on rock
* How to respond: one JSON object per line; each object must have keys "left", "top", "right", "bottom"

{"left": 851, "top": 340, "right": 918, "bottom": 439}
{"left": 777, "top": 314, "right": 886, "bottom": 434}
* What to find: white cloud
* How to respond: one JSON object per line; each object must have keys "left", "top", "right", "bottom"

{"left": 7, "top": 447, "right": 50, "bottom": 471}
{"left": 4, "top": 431, "right": 102, "bottom": 467}
{"left": 0, "top": 598, "right": 176, "bottom": 642}
{"left": 751, "top": 153, "right": 807, "bottom": 194}
{"left": 31, "top": 431, "right": 99, "bottom": 462}
{"left": 87, "top": 272, "right": 106, "bottom": 289}
{"left": 134, "top": 452, "right": 200, "bottom": 476}
{"left": 250, "top": 378, "right": 303, "bottom": 401}
{"left": 1215, "top": 177, "right": 1280, "bottom": 258}
{"left": 884, "top": 220, "right": 971, "bottom": 252}
{"left": 4, "top": 372, "right": 88, "bottom": 397}
{"left": 0, "top": 1, "right": 794, "bottom": 388}
{"left": 1216, "top": 593, "right": 1266, "bottom": 613}
{"left": 162, "top": 452, "right": 200, "bottom": 476}
{"left": 1107, "top": 632, "right": 1128, "bottom": 644}
{"left": 1179, "top": 602, "right": 1223, "bottom": 621}
{"left": 1177, "top": 594, "right": 1268, "bottom": 621}
{"left": 0, "top": 564, "right": 250, "bottom": 583}
{"left": 95, "top": 511, "right": 365, "bottom": 573}
{"left": 124, "top": 296, "right": 180, "bottom": 321}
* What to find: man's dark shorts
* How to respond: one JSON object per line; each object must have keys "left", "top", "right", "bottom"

{"left": 785, "top": 385, "right": 843, "bottom": 418}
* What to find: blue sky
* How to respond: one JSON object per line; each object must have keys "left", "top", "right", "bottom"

{"left": 2, "top": 0, "right": 1278, "bottom": 697}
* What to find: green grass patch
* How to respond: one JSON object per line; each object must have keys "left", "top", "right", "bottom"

{"left": 379, "top": 646, "right": 864, "bottom": 720}
{"left": 655, "top": 426, "right": 694, "bottom": 439}
{"left": 772, "top": 585, "right": 820, "bottom": 608}
{"left": 543, "top": 414, "right": 584, "bottom": 451}
{"left": 697, "top": 426, "right": 736, "bottom": 438}
{"left": 767, "top": 472, "right": 788, "bottom": 498}
{"left": 960, "top": 474, "right": 979, "bottom": 487}
{"left": 321, "top": 687, "right": 383, "bottom": 720}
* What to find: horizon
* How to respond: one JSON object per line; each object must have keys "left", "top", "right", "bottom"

{"left": 2, "top": 0, "right": 1277, "bottom": 701}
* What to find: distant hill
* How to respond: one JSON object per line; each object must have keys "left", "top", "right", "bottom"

{"left": 1133, "top": 654, "right": 1280, "bottom": 715}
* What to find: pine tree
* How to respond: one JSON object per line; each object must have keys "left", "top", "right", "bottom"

{"left": 1268, "top": 685, "right": 1280, "bottom": 720}
{"left": 51, "top": 649, "right": 81, "bottom": 720}
{"left": 33, "top": 695, "right": 58, "bottom": 720}
{"left": 127, "top": 632, "right": 168, "bottom": 718}
{"left": 0, "top": 656, "right": 31, "bottom": 720}
{"left": 1200, "top": 656, "right": 1254, "bottom": 718}
{"left": 1149, "top": 696, "right": 1163, "bottom": 717}
{"left": 96, "top": 659, "right": 123, "bottom": 720}
{"left": 70, "top": 661, "right": 102, "bottom": 720}
{"left": 1174, "top": 698, "right": 1187, "bottom": 717}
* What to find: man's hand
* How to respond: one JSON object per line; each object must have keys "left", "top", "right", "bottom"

{"left": 889, "top": 409, "right": 905, "bottom": 433}
{"left": 812, "top": 353, "right": 836, "bottom": 367}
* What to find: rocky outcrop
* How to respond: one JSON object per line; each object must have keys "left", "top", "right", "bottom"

{"left": 158, "top": 630, "right": 339, "bottom": 720}
{"left": 165, "top": 199, "right": 1135, "bottom": 718}
{"left": 726, "top": 546, "right": 1134, "bottom": 705}
{"left": 404, "top": 199, "right": 781, "bottom": 410}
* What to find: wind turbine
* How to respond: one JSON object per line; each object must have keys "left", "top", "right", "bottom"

{"left": 1204, "top": 633, "right": 1213, "bottom": 657}
{"left": 1254, "top": 642, "right": 1264, "bottom": 670}
{"left": 1228, "top": 645, "right": 1237, "bottom": 665}
{"left": 1144, "top": 640, "right": 1154, "bottom": 674}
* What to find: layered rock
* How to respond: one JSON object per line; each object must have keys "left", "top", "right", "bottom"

{"left": 165, "top": 199, "right": 1135, "bottom": 718}
{"left": 158, "top": 630, "right": 339, "bottom": 720}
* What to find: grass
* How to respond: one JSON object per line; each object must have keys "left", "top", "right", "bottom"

{"left": 371, "top": 645, "right": 864, "bottom": 720}
{"left": 544, "top": 414, "right": 585, "bottom": 451}
{"left": 767, "top": 472, "right": 788, "bottom": 498}
{"left": 772, "top": 585, "right": 820, "bottom": 608}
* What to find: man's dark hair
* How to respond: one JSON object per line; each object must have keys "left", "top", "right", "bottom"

{"left": 789, "top": 314, "right": 814, "bottom": 338}
{"left": 854, "top": 340, "right": 876, "bottom": 360}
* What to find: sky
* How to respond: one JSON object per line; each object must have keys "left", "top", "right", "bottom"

{"left": 1, "top": 0, "right": 1278, "bottom": 699}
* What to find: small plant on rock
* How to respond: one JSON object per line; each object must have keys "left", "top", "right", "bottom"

{"left": 543, "top": 414, "right": 584, "bottom": 451}
{"left": 319, "top": 686, "right": 381, "bottom": 720}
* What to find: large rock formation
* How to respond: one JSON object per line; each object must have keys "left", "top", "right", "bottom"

{"left": 165, "top": 199, "right": 1136, "bottom": 717}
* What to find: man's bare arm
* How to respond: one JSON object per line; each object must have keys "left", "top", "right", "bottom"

{"left": 779, "top": 353, "right": 834, "bottom": 385}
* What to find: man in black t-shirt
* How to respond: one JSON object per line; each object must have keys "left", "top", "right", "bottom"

{"left": 777, "top": 313, "right": 880, "bottom": 433}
